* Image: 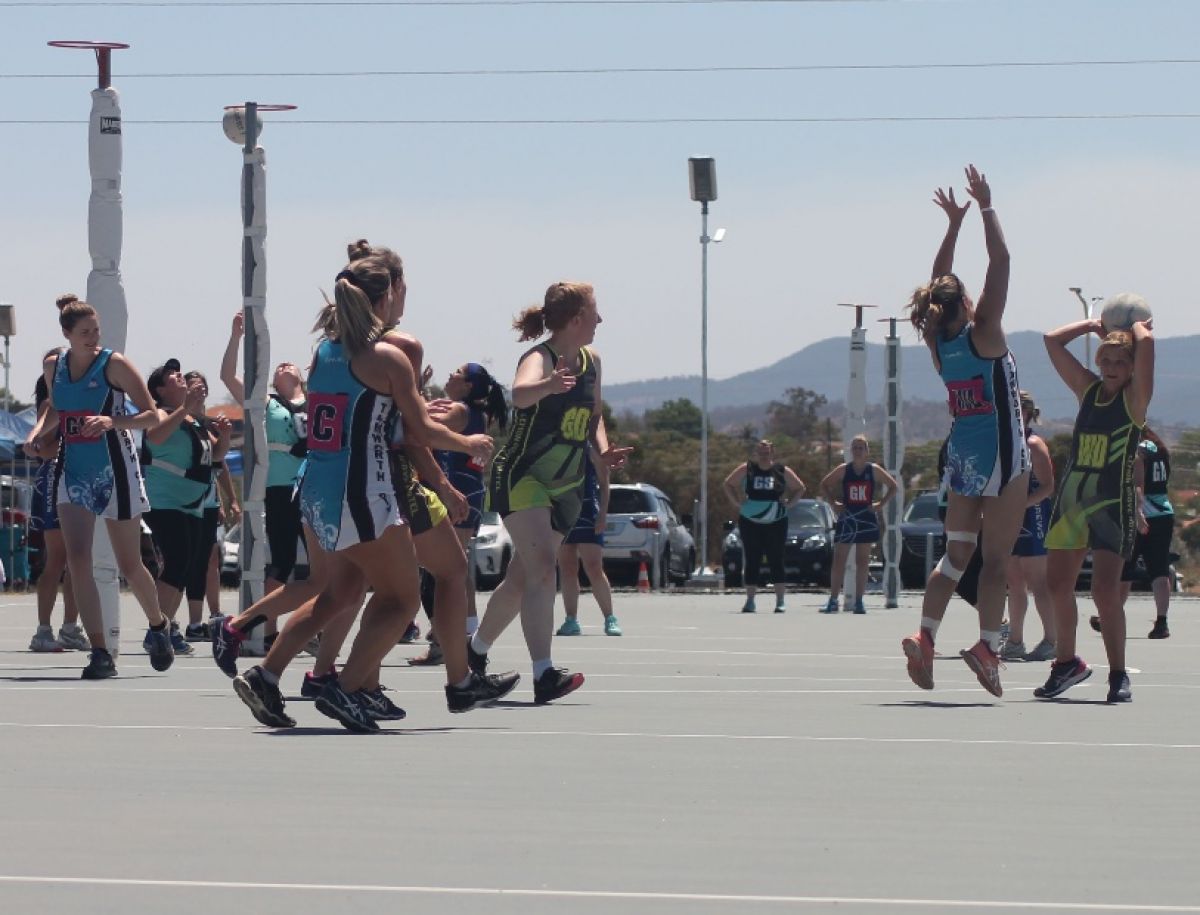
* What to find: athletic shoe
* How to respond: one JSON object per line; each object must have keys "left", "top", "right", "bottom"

{"left": 604, "top": 615, "right": 623, "bottom": 636}
{"left": 852, "top": 598, "right": 866, "bottom": 615}
{"left": 1000, "top": 640, "right": 1027, "bottom": 661}
{"left": 1089, "top": 615, "right": 1102, "bottom": 633}
{"left": 29, "top": 625, "right": 63, "bottom": 653}
{"left": 960, "top": 640, "right": 1004, "bottom": 697}
{"left": 741, "top": 597, "right": 756, "bottom": 614}
{"left": 1148, "top": 618, "right": 1170, "bottom": 639}
{"left": 820, "top": 597, "right": 839, "bottom": 614}
{"left": 999, "top": 620, "right": 1010, "bottom": 651}
{"left": 145, "top": 625, "right": 175, "bottom": 672}
{"left": 300, "top": 669, "right": 338, "bottom": 699}
{"left": 233, "top": 666, "right": 295, "bottom": 728}
{"left": 466, "top": 639, "right": 489, "bottom": 676}
{"left": 184, "top": 622, "right": 210, "bottom": 642}
{"left": 533, "top": 667, "right": 585, "bottom": 705}
{"left": 407, "top": 640, "right": 445, "bottom": 666}
{"left": 80, "top": 648, "right": 117, "bottom": 680}
{"left": 303, "top": 634, "right": 322, "bottom": 657}
{"left": 446, "top": 670, "right": 521, "bottom": 713}
{"left": 1023, "top": 639, "right": 1056, "bottom": 662}
{"left": 212, "top": 618, "right": 246, "bottom": 678}
{"left": 399, "top": 622, "right": 420, "bottom": 644}
{"left": 169, "top": 622, "right": 195, "bottom": 657}
{"left": 556, "top": 618, "right": 582, "bottom": 636}
{"left": 1034, "top": 656, "right": 1092, "bottom": 699}
{"left": 774, "top": 601, "right": 786, "bottom": 614}
{"left": 361, "top": 687, "right": 407, "bottom": 721}
{"left": 315, "top": 682, "right": 379, "bottom": 733}
{"left": 1106, "top": 670, "right": 1132, "bottom": 703}
{"left": 57, "top": 623, "right": 90, "bottom": 651}
{"left": 901, "top": 630, "right": 935, "bottom": 690}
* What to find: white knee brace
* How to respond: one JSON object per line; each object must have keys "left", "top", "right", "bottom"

{"left": 935, "top": 553, "right": 965, "bottom": 582}
{"left": 935, "top": 530, "right": 978, "bottom": 582}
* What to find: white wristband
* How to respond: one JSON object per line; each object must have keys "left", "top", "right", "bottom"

{"left": 980, "top": 206, "right": 995, "bottom": 213}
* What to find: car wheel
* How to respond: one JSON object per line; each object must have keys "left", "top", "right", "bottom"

{"left": 671, "top": 548, "right": 695, "bottom": 584}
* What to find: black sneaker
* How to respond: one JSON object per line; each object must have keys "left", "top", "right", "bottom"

{"left": 1089, "top": 615, "right": 1102, "bottom": 633}
{"left": 80, "top": 648, "right": 117, "bottom": 680}
{"left": 315, "top": 682, "right": 379, "bottom": 733}
{"left": 232, "top": 666, "right": 296, "bottom": 728}
{"left": 1148, "top": 618, "right": 1170, "bottom": 639}
{"left": 360, "top": 687, "right": 407, "bottom": 721}
{"left": 184, "top": 622, "right": 210, "bottom": 642}
{"left": 466, "top": 639, "right": 489, "bottom": 676}
{"left": 145, "top": 625, "right": 175, "bottom": 672}
{"left": 533, "top": 667, "right": 585, "bottom": 705}
{"left": 1034, "top": 656, "right": 1092, "bottom": 699}
{"left": 1107, "top": 670, "right": 1132, "bottom": 703}
{"left": 446, "top": 670, "right": 521, "bottom": 713}
{"left": 300, "top": 669, "right": 338, "bottom": 700}
{"left": 399, "top": 622, "right": 420, "bottom": 644}
{"left": 169, "top": 622, "right": 195, "bottom": 657}
{"left": 212, "top": 618, "right": 246, "bottom": 679}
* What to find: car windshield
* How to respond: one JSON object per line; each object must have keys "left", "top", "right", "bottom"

{"left": 904, "top": 495, "right": 941, "bottom": 522}
{"left": 479, "top": 511, "right": 501, "bottom": 527}
{"left": 787, "top": 503, "right": 825, "bottom": 527}
{"left": 609, "top": 489, "right": 655, "bottom": 514}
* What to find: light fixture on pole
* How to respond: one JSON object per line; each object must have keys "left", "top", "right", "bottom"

{"left": 688, "top": 157, "right": 723, "bottom": 579}
{"left": 0, "top": 304, "right": 14, "bottom": 414}
{"left": 1069, "top": 287, "right": 1102, "bottom": 366}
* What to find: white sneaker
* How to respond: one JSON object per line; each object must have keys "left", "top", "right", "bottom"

{"left": 57, "top": 623, "right": 91, "bottom": 651}
{"left": 30, "top": 626, "right": 64, "bottom": 653}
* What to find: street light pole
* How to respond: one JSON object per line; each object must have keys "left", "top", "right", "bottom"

{"left": 0, "top": 304, "right": 14, "bottom": 414}
{"left": 689, "top": 158, "right": 719, "bottom": 577}
{"left": 1069, "top": 287, "right": 1100, "bottom": 366}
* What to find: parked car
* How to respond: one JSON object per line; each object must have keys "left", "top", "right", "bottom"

{"left": 895, "top": 491, "right": 944, "bottom": 589}
{"left": 472, "top": 511, "right": 512, "bottom": 590}
{"left": 602, "top": 483, "right": 695, "bottom": 588}
{"left": 721, "top": 499, "right": 837, "bottom": 588}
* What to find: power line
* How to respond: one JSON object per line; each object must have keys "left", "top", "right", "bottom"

{"left": 0, "top": 0, "right": 893, "bottom": 7}
{"left": 6, "top": 58, "right": 1200, "bottom": 80}
{"left": 3, "top": 113, "right": 1199, "bottom": 125}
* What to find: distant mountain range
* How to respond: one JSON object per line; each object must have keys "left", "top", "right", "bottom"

{"left": 606, "top": 331, "right": 1200, "bottom": 430}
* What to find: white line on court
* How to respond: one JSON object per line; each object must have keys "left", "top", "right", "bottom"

{"left": 2, "top": 721, "right": 1198, "bottom": 750}
{"left": 0, "top": 875, "right": 1195, "bottom": 911}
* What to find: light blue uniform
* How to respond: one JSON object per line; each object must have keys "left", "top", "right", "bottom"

{"left": 51, "top": 348, "right": 149, "bottom": 520}
{"left": 142, "top": 419, "right": 213, "bottom": 516}
{"left": 299, "top": 339, "right": 402, "bottom": 553}
{"left": 936, "top": 323, "right": 1029, "bottom": 498}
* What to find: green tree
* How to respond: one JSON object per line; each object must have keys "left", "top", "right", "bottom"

{"left": 766, "top": 387, "right": 828, "bottom": 441}
{"left": 644, "top": 398, "right": 703, "bottom": 438}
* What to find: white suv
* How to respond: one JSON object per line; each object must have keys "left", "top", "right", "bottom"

{"left": 602, "top": 483, "right": 695, "bottom": 588}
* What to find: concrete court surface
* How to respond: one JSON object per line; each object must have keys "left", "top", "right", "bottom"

{"left": 0, "top": 587, "right": 1197, "bottom": 915}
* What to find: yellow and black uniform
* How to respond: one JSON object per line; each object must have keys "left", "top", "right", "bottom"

{"left": 388, "top": 450, "right": 448, "bottom": 536}
{"left": 1046, "top": 381, "right": 1142, "bottom": 558}
{"left": 488, "top": 342, "right": 596, "bottom": 533}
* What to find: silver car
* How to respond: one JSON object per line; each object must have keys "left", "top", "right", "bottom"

{"left": 602, "top": 483, "right": 695, "bottom": 588}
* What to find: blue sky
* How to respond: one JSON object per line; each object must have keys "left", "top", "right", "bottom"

{"left": 2, "top": 0, "right": 1198, "bottom": 409}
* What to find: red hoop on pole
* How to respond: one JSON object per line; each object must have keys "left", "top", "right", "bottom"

{"left": 48, "top": 40, "right": 130, "bottom": 89}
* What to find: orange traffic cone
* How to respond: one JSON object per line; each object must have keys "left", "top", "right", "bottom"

{"left": 636, "top": 561, "right": 651, "bottom": 593}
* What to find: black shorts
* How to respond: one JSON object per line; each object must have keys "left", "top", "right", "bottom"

{"left": 1122, "top": 514, "right": 1175, "bottom": 582}
{"left": 264, "top": 484, "right": 302, "bottom": 582}
{"left": 145, "top": 508, "right": 204, "bottom": 592}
